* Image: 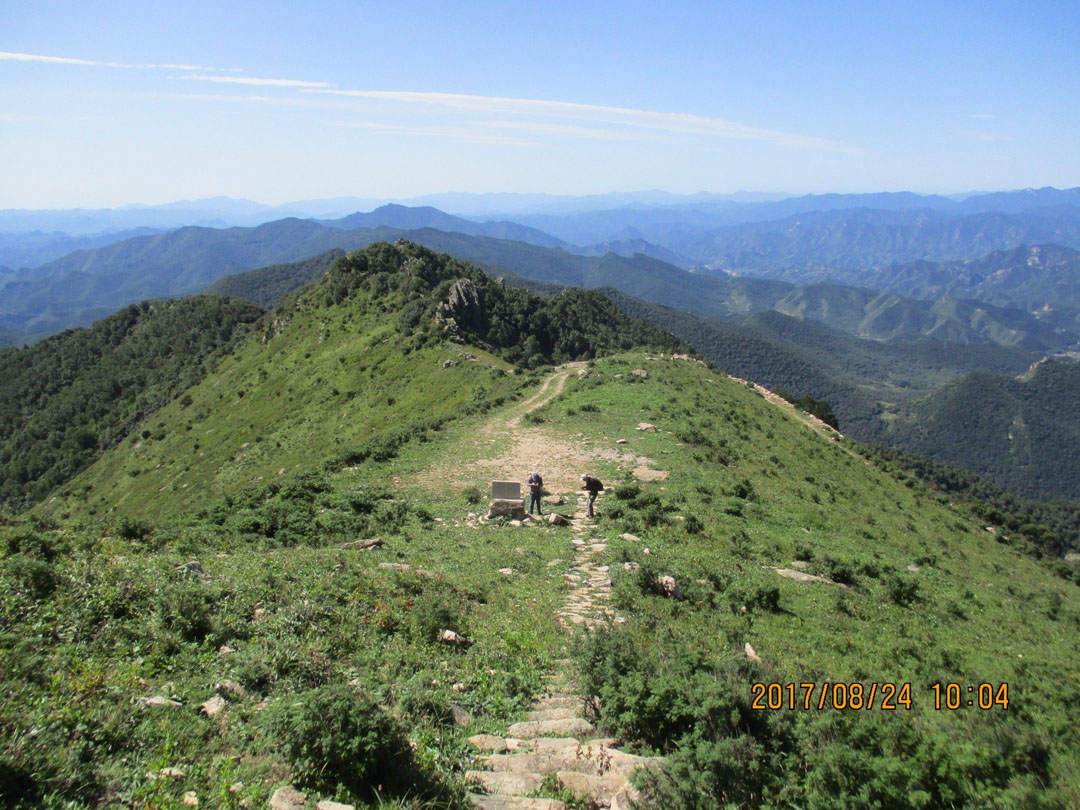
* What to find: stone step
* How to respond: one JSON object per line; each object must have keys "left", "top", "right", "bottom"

{"left": 556, "top": 770, "right": 629, "bottom": 802}
{"left": 465, "top": 770, "right": 543, "bottom": 795}
{"left": 525, "top": 707, "right": 579, "bottom": 722}
{"left": 532, "top": 695, "right": 580, "bottom": 711}
{"left": 468, "top": 734, "right": 593, "bottom": 753}
{"left": 483, "top": 747, "right": 661, "bottom": 779}
{"left": 505, "top": 717, "right": 595, "bottom": 739}
{"left": 468, "top": 795, "right": 566, "bottom": 810}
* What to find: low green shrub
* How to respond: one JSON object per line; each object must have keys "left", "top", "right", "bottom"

{"left": 266, "top": 684, "right": 416, "bottom": 797}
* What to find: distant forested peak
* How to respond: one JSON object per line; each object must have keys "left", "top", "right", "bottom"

{"left": 310, "top": 240, "right": 687, "bottom": 367}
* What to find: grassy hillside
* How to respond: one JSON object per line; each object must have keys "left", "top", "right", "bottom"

{"left": 40, "top": 241, "right": 681, "bottom": 521}
{"left": 0, "top": 296, "right": 264, "bottom": 513}
{"left": 4, "top": 334, "right": 1079, "bottom": 807}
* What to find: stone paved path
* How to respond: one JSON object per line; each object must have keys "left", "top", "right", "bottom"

{"left": 466, "top": 494, "right": 651, "bottom": 809}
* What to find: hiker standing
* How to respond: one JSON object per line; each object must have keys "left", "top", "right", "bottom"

{"left": 526, "top": 471, "right": 544, "bottom": 516}
{"left": 581, "top": 474, "right": 604, "bottom": 518}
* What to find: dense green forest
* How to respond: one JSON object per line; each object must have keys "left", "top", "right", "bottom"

{"left": 206, "top": 249, "right": 345, "bottom": 309}
{"left": 317, "top": 241, "right": 687, "bottom": 368}
{"left": 888, "top": 359, "right": 1080, "bottom": 502}
{"left": 0, "top": 297, "right": 263, "bottom": 512}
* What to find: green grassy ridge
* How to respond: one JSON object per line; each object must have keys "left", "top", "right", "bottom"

{"left": 518, "top": 355, "right": 1080, "bottom": 807}
{"left": 39, "top": 240, "right": 683, "bottom": 522}
{"left": 0, "top": 296, "right": 264, "bottom": 514}
{"left": 4, "top": 349, "right": 1079, "bottom": 807}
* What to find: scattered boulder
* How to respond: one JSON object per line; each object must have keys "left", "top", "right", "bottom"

{"left": 201, "top": 695, "right": 226, "bottom": 717}
{"left": 449, "top": 702, "right": 472, "bottom": 727}
{"left": 632, "top": 369, "right": 649, "bottom": 378}
{"left": 623, "top": 562, "right": 640, "bottom": 571}
{"left": 498, "top": 568, "right": 515, "bottom": 576}
{"left": 546, "top": 495, "right": 565, "bottom": 506}
{"left": 438, "top": 629, "right": 470, "bottom": 648}
{"left": 269, "top": 786, "right": 306, "bottom": 810}
{"left": 182, "top": 791, "right": 199, "bottom": 806}
{"left": 378, "top": 562, "right": 412, "bottom": 572}
{"left": 216, "top": 679, "right": 246, "bottom": 699}
{"left": 620, "top": 533, "right": 641, "bottom": 543}
{"left": 341, "top": 537, "right": 383, "bottom": 551}
{"left": 175, "top": 560, "right": 203, "bottom": 576}
{"left": 548, "top": 513, "right": 570, "bottom": 527}
{"left": 744, "top": 642, "right": 762, "bottom": 664}
{"left": 616, "top": 439, "right": 628, "bottom": 444}
{"left": 317, "top": 801, "right": 356, "bottom": 810}
{"left": 217, "top": 645, "right": 236, "bottom": 656}
{"left": 137, "top": 695, "right": 181, "bottom": 708}
{"left": 636, "top": 422, "right": 658, "bottom": 432}
{"left": 657, "top": 575, "right": 682, "bottom": 600}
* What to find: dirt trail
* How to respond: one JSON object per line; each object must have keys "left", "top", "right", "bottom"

{"left": 415, "top": 362, "right": 666, "bottom": 495}
{"left": 505, "top": 364, "right": 578, "bottom": 428}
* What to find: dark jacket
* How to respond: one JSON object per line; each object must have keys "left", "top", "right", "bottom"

{"left": 582, "top": 476, "right": 604, "bottom": 494}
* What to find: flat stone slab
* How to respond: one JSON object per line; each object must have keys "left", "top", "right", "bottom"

{"left": 525, "top": 707, "right": 580, "bottom": 722}
{"left": 533, "top": 696, "right": 582, "bottom": 711}
{"left": 770, "top": 567, "right": 843, "bottom": 586}
{"left": 469, "top": 734, "right": 508, "bottom": 752}
{"left": 468, "top": 795, "right": 566, "bottom": 810}
{"left": 483, "top": 747, "right": 659, "bottom": 778}
{"left": 557, "top": 771, "right": 629, "bottom": 802}
{"left": 465, "top": 771, "right": 543, "bottom": 795}
{"left": 506, "top": 717, "right": 595, "bottom": 739}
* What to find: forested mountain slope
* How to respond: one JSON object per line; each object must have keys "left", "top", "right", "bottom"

{"left": 0, "top": 297, "right": 263, "bottom": 512}
{"left": 869, "top": 243, "right": 1080, "bottom": 315}
{"left": 885, "top": 358, "right": 1080, "bottom": 501}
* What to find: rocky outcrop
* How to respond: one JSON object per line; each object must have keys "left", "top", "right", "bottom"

{"left": 438, "top": 278, "right": 485, "bottom": 336}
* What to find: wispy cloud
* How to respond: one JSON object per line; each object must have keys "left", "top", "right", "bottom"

{"left": 479, "top": 120, "right": 662, "bottom": 142}
{"left": 3, "top": 49, "right": 846, "bottom": 152}
{"left": 332, "top": 120, "right": 534, "bottom": 147}
{"left": 0, "top": 50, "right": 239, "bottom": 72}
{"left": 311, "top": 88, "right": 847, "bottom": 151}
{"left": 181, "top": 73, "right": 329, "bottom": 89}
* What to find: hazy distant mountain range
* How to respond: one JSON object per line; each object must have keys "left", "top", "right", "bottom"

{"left": 4, "top": 207, "right": 1080, "bottom": 355}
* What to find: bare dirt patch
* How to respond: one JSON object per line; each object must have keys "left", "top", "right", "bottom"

{"left": 413, "top": 363, "right": 668, "bottom": 494}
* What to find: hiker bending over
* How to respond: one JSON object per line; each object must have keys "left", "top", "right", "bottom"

{"left": 581, "top": 474, "right": 604, "bottom": 518}
{"left": 526, "top": 471, "right": 544, "bottom": 516}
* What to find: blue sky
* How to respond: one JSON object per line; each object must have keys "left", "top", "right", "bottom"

{"left": 2, "top": 0, "right": 1078, "bottom": 207}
